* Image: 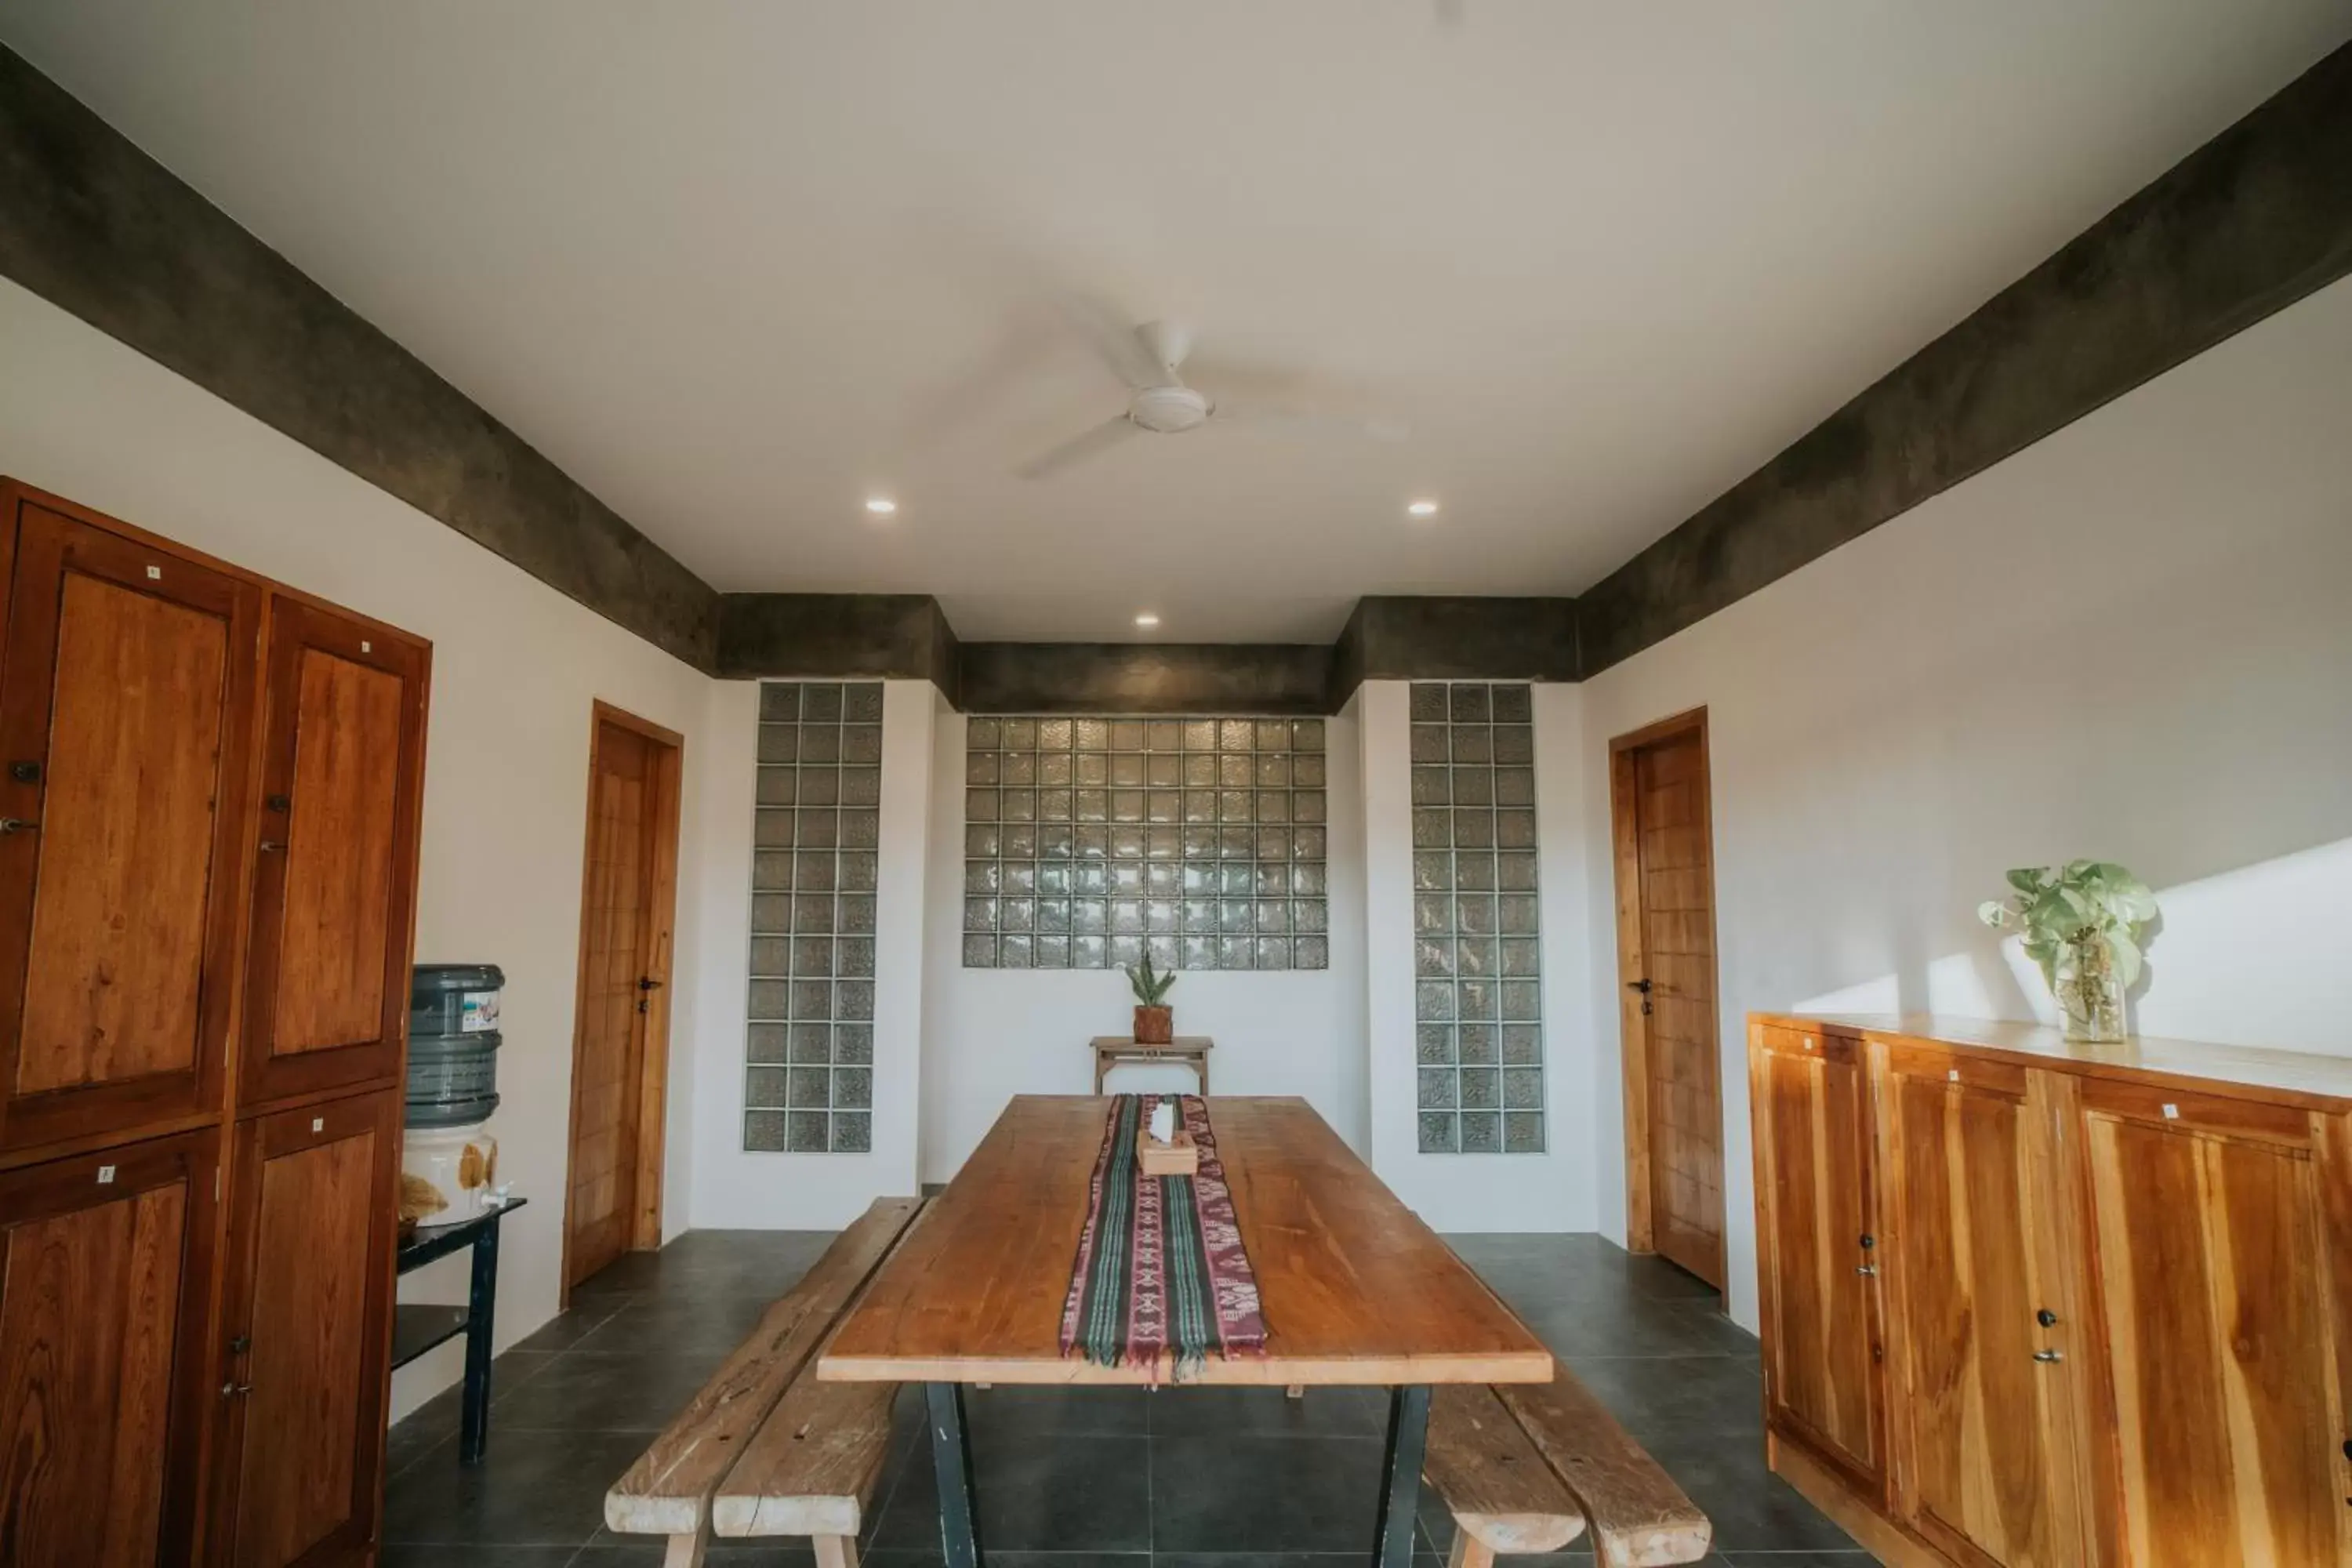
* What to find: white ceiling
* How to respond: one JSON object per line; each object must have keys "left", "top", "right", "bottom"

{"left": 4, "top": 3, "right": 2347, "bottom": 642}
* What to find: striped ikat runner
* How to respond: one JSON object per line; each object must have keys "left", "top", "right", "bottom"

{"left": 1058, "top": 1094, "right": 1269, "bottom": 1375}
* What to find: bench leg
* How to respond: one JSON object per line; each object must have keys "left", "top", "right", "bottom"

{"left": 815, "top": 1536, "right": 860, "bottom": 1568}
{"left": 659, "top": 1515, "right": 710, "bottom": 1568}
{"left": 1444, "top": 1530, "right": 1494, "bottom": 1568}
{"left": 1370, "top": 1385, "right": 1431, "bottom": 1568}
{"left": 927, "top": 1381, "right": 984, "bottom": 1568}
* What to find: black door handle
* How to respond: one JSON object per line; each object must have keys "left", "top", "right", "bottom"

{"left": 1626, "top": 978, "right": 1652, "bottom": 994}
{"left": 637, "top": 976, "right": 664, "bottom": 992}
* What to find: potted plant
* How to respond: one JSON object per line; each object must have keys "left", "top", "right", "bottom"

{"left": 1978, "top": 861, "right": 2158, "bottom": 1043}
{"left": 1127, "top": 953, "right": 1178, "bottom": 1045}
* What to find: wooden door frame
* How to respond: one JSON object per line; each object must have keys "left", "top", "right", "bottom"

{"left": 1608, "top": 706, "right": 1724, "bottom": 1263}
{"left": 558, "top": 700, "right": 684, "bottom": 1304}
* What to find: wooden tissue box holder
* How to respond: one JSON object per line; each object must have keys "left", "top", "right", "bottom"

{"left": 1137, "top": 1128, "right": 1199, "bottom": 1178}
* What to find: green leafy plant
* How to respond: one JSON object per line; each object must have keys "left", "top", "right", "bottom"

{"left": 1127, "top": 953, "right": 1178, "bottom": 1006}
{"left": 1977, "top": 861, "right": 2158, "bottom": 993}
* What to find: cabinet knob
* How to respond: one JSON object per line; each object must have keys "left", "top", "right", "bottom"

{"left": 1858, "top": 1233, "right": 1875, "bottom": 1250}
{"left": 220, "top": 1381, "right": 253, "bottom": 1397}
{"left": 0, "top": 818, "right": 40, "bottom": 835}
{"left": 1855, "top": 1264, "right": 1878, "bottom": 1276}
{"left": 2032, "top": 1348, "right": 2063, "bottom": 1363}
{"left": 2037, "top": 1308, "right": 2058, "bottom": 1327}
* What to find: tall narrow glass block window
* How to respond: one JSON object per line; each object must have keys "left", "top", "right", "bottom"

{"left": 1410, "top": 682, "right": 1544, "bottom": 1153}
{"left": 962, "top": 714, "right": 1328, "bottom": 971}
{"left": 745, "top": 681, "right": 882, "bottom": 1153}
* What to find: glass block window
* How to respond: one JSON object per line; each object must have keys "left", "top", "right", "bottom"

{"left": 962, "top": 715, "right": 1328, "bottom": 972}
{"left": 745, "top": 681, "right": 882, "bottom": 1153}
{"left": 1410, "top": 682, "right": 1544, "bottom": 1154}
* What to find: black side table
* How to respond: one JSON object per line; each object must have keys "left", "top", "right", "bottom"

{"left": 393, "top": 1196, "right": 526, "bottom": 1465}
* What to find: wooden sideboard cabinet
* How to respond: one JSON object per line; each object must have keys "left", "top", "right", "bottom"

{"left": 0, "top": 480, "right": 431, "bottom": 1567}
{"left": 1750, "top": 1013, "right": 2352, "bottom": 1568}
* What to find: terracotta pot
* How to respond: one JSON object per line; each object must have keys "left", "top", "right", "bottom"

{"left": 1134, "top": 1004, "right": 1174, "bottom": 1045}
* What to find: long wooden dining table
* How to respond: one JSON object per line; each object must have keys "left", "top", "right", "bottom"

{"left": 818, "top": 1095, "right": 1554, "bottom": 1568}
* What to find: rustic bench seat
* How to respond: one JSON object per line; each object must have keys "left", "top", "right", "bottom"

{"left": 1426, "top": 1360, "right": 1711, "bottom": 1568}
{"left": 604, "top": 1196, "right": 925, "bottom": 1567}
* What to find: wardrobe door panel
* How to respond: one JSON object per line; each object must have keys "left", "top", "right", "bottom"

{"left": 0, "top": 1129, "right": 219, "bottom": 1566}
{"left": 0, "top": 499, "right": 261, "bottom": 1154}
{"left": 212, "top": 1091, "right": 397, "bottom": 1568}
{"left": 238, "top": 598, "right": 427, "bottom": 1108}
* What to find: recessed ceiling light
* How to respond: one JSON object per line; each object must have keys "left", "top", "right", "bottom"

{"left": 1407, "top": 499, "right": 1439, "bottom": 517}
{"left": 865, "top": 497, "right": 897, "bottom": 515}
{"left": 1134, "top": 613, "right": 1160, "bottom": 629}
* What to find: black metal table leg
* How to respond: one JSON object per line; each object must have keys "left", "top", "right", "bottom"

{"left": 458, "top": 1216, "right": 501, "bottom": 1464}
{"left": 1371, "top": 1385, "right": 1432, "bottom": 1568}
{"left": 927, "top": 1381, "right": 984, "bottom": 1568}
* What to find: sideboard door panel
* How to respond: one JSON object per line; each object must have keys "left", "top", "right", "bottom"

{"left": 1753, "top": 1025, "right": 1885, "bottom": 1494}
{"left": 0, "top": 502, "right": 261, "bottom": 1154}
{"left": 1881, "top": 1050, "right": 2085, "bottom": 1567}
{"left": 2079, "top": 1084, "right": 2350, "bottom": 1567}
{"left": 237, "top": 598, "right": 427, "bottom": 1109}
{"left": 0, "top": 1129, "right": 217, "bottom": 1567}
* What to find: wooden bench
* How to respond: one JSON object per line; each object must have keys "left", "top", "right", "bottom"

{"left": 1425, "top": 1361, "right": 1711, "bottom": 1568}
{"left": 604, "top": 1196, "right": 926, "bottom": 1568}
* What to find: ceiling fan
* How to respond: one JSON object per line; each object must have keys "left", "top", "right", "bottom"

{"left": 1015, "top": 313, "right": 1406, "bottom": 481}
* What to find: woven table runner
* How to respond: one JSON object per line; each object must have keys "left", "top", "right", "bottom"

{"left": 1059, "top": 1094, "right": 1269, "bottom": 1374}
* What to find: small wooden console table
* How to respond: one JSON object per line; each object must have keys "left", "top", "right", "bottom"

{"left": 1090, "top": 1034, "right": 1212, "bottom": 1094}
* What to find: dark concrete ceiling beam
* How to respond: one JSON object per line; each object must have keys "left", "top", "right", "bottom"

{"left": 1575, "top": 39, "right": 2352, "bottom": 677}
{"left": 956, "top": 642, "right": 1332, "bottom": 715}
{"left": 0, "top": 46, "right": 719, "bottom": 668}
{"left": 714, "top": 593, "right": 960, "bottom": 698}
{"left": 1330, "top": 597, "right": 1581, "bottom": 710}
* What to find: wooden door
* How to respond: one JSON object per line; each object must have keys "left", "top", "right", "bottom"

{"left": 238, "top": 597, "right": 429, "bottom": 1109}
{"left": 0, "top": 499, "right": 262, "bottom": 1155}
{"left": 0, "top": 1129, "right": 219, "bottom": 1567}
{"left": 211, "top": 1091, "right": 398, "bottom": 1568}
{"left": 563, "top": 706, "right": 681, "bottom": 1292}
{"left": 2074, "top": 1080, "right": 2352, "bottom": 1567}
{"left": 1751, "top": 1023, "right": 1886, "bottom": 1496}
{"left": 1612, "top": 712, "right": 1724, "bottom": 1286}
{"left": 1878, "top": 1045, "right": 2089, "bottom": 1567}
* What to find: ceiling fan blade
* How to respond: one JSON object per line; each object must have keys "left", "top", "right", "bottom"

{"left": 895, "top": 304, "right": 1064, "bottom": 455}
{"left": 1052, "top": 293, "right": 1163, "bottom": 390}
{"left": 1016, "top": 415, "right": 1143, "bottom": 481}
{"left": 1137, "top": 320, "right": 1196, "bottom": 387}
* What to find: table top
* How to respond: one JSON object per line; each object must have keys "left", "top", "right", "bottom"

{"left": 818, "top": 1095, "right": 1551, "bottom": 1387}
{"left": 396, "top": 1196, "right": 527, "bottom": 1272}
{"left": 1090, "top": 1035, "right": 1212, "bottom": 1051}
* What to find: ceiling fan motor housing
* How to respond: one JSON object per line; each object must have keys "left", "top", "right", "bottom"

{"left": 1129, "top": 384, "right": 1213, "bottom": 434}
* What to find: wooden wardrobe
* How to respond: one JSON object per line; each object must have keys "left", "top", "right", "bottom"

{"left": 0, "top": 480, "right": 430, "bottom": 1568}
{"left": 1750, "top": 1012, "right": 2352, "bottom": 1568}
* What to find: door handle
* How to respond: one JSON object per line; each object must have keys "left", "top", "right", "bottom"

{"left": 220, "top": 1381, "right": 253, "bottom": 1397}
{"left": 1625, "top": 978, "right": 1652, "bottom": 993}
{"left": 0, "top": 818, "right": 38, "bottom": 834}
{"left": 637, "top": 977, "right": 665, "bottom": 992}
{"left": 1855, "top": 1265, "right": 1878, "bottom": 1276}
{"left": 2032, "top": 1348, "right": 2063, "bottom": 1363}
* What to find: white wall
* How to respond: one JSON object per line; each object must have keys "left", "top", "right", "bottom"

{"left": 917, "top": 702, "right": 1371, "bottom": 1182}
{"left": 683, "top": 679, "right": 934, "bottom": 1228}
{"left": 0, "top": 278, "right": 721, "bottom": 1423}
{"left": 1360, "top": 681, "right": 1600, "bottom": 1232}
{"left": 1577, "top": 271, "right": 2352, "bottom": 1331}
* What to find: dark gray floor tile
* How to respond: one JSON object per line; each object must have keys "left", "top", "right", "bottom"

{"left": 965, "top": 1381, "right": 1151, "bottom": 1436}
{"left": 387, "top": 1348, "right": 558, "bottom": 1478}
{"left": 1148, "top": 1384, "right": 1389, "bottom": 1439}
{"left": 1522, "top": 1298, "right": 1757, "bottom": 1361}
{"left": 1150, "top": 1436, "right": 1389, "bottom": 1552}
{"left": 569, "top": 1290, "right": 775, "bottom": 1355}
{"left": 510, "top": 1299, "right": 632, "bottom": 1352}
{"left": 1561, "top": 1354, "right": 1765, "bottom": 1440}
{"left": 380, "top": 1548, "right": 580, "bottom": 1567}
{"left": 1717, "top": 1554, "right": 1874, "bottom": 1565}
{"left": 874, "top": 1432, "right": 1152, "bottom": 1550}
{"left": 1640, "top": 1432, "right": 1858, "bottom": 1554}
{"left": 495, "top": 1350, "right": 736, "bottom": 1431}
{"left": 382, "top": 1425, "right": 652, "bottom": 1545}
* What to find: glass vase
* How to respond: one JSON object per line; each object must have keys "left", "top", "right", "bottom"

{"left": 2056, "top": 935, "right": 2127, "bottom": 1044}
